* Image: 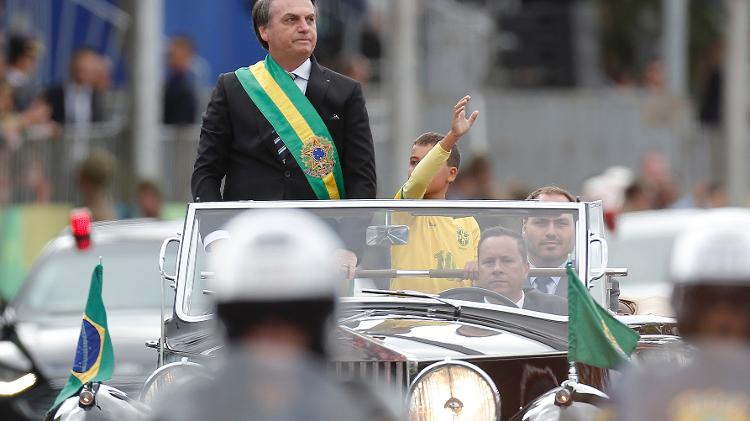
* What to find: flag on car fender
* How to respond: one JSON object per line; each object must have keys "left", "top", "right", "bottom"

{"left": 567, "top": 263, "right": 639, "bottom": 369}
{"left": 50, "top": 263, "right": 114, "bottom": 410}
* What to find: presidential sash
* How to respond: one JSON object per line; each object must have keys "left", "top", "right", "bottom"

{"left": 234, "top": 56, "right": 345, "bottom": 200}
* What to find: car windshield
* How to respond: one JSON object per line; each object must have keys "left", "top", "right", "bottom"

{"left": 15, "top": 240, "right": 174, "bottom": 318}
{"left": 180, "top": 203, "right": 586, "bottom": 319}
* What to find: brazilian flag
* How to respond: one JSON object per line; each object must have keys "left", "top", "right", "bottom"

{"left": 567, "top": 264, "right": 640, "bottom": 369}
{"left": 50, "top": 264, "right": 114, "bottom": 410}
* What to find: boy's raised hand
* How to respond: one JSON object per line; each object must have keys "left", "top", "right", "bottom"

{"left": 450, "top": 95, "right": 479, "bottom": 138}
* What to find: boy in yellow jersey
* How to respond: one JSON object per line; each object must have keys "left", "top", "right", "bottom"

{"left": 390, "top": 95, "right": 480, "bottom": 294}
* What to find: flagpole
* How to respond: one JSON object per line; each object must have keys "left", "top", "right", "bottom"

{"left": 568, "top": 362, "right": 579, "bottom": 383}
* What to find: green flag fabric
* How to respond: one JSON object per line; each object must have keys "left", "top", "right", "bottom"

{"left": 50, "top": 263, "right": 114, "bottom": 410}
{"left": 567, "top": 264, "right": 640, "bottom": 369}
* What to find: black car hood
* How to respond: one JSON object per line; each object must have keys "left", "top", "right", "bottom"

{"left": 15, "top": 310, "right": 160, "bottom": 390}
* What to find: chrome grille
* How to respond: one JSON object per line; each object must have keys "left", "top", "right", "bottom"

{"left": 331, "top": 361, "right": 411, "bottom": 394}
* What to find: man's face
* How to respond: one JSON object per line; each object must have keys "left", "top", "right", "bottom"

{"left": 524, "top": 193, "right": 575, "bottom": 266}
{"left": 260, "top": 0, "right": 317, "bottom": 62}
{"left": 71, "top": 52, "right": 98, "bottom": 85}
{"left": 477, "top": 236, "right": 529, "bottom": 301}
{"left": 524, "top": 213, "right": 574, "bottom": 267}
{"left": 408, "top": 143, "right": 456, "bottom": 198}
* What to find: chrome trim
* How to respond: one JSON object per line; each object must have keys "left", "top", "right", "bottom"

{"left": 331, "top": 360, "right": 411, "bottom": 394}
{"left": 158, "top": 236, "right": 180, "bottom": 282}
{"left": 186, "top": 199, "right": 587, "bottom": 211}
{"left": 407, "top": 359, "right": 501, "bottom": 420}
{"left": 588, "top": 237, "right": 608, "bottom": 281}
{"left": 159, "top": 236, "right": 180, "bottom": 367}
{"left": 140, "top": 359, "right": 204, "bottom": 400}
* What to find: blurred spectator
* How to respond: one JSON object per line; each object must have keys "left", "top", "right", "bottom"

{"left": 448, "top": 155, "right": 498, "bottom": 199}
{"left": 698, "top": 41, "right": 724, "bottom": 127}
{"left": 0, "top": 82, "right": 52, "bottom": 150}
{"left": 44, "top": 47, "right": 105, "bottom": 126}
{"left": 640, "top": 151, "right": 678, "bottom": 209}
{"left": 581, "top": 166, "right": 634, "bottom": 211}
{"left": 93, "top": 53, "right": 113, "bottom": 91}
{"left": 506, "top": 182, "right": 532, "bottom": 201}
{"left": 6, "top": 34, "right": 41, "bottom": 111}
{"left": 77, "top": 151, "right": 116, "bottom": 221}
{"left": 705, "top": 181, "right": 728, "bottom": 208}
{"left": 641, "top": 59, "right": 664, "bottom": 93}
{"left": 163, "top": 35, "right": 197, "bottom": 125}
{"left": 467, "top": 156, "right": 499, "bottom": 199}
{"left": 621, "top": 181, "right": 650, "bottom": 213}
{"left": 136, "top": 180, "right": 163, "bottom": 219}
{"left": 18, "top": 157, "right": 51, "bottom": 203}
{"left": 338, "top": 54, "right": 371, "bottom": 87}
{"left": 672, "top": 182, "right": 709, "bottom": 209}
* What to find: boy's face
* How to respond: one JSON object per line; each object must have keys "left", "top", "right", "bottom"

{"left": 408, "top": 143, "right": 457, "bottom": 197}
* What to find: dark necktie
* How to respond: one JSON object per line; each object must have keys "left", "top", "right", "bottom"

{"left": 534, "top": 277, "right": 555, "bottom": 294}
{"left": 272, "top": 72, "right": 298, "bottom": 163}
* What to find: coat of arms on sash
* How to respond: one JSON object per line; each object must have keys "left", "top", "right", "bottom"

{"left": 301, "top": 136, "right": 335, "bottom": 178}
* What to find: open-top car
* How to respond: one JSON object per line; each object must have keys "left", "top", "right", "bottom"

{"left": 53, "top": 200, "right": 679, "bottom": 421}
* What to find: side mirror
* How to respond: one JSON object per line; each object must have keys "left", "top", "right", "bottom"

{"left": 366, "top": 224, "right": 409, "bottom": 246}
{"left": 159, "top": 237, "right": 180, "bottom": 282}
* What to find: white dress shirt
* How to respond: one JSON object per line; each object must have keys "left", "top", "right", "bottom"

{"left": 289, "top": 58, "right": 312, "bottom": 94}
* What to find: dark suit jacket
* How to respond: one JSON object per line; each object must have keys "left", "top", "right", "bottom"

{"left": 45, "top": 84, "right": 105, "bottom": 125}
{"left": 191, "top": 57, "right": 376, "bottom": 202}
{"left": 163, "top": 72, "right": 198, "bottom": 125}
{"left": 522, "top": 288, "right": 568, "bottom": 315}
{"left": 552, "top": 277, "right": 568, "bottom": 298}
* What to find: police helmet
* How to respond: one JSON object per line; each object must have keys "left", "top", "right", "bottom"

{"left": 209, "top": 209, "right": 344, "bottom": 353}
{"left": 669, "top": 209, "right": 750, "bottom": 339}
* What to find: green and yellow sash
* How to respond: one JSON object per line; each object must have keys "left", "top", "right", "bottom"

{"left": 234, "top": 55, "right": 345, "bottom": 200}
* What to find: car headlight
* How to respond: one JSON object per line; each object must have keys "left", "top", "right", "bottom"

{"left": 0, "top": 341, "right": 36, "bottom": 396}
{"left": 140, "top": 360, "right": 209, "bottom": 406}
{"left": 408, "top": 360, "right": 501, "bottom": 421}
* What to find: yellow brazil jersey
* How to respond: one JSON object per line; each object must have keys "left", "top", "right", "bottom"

{"left": 390, "top": 212, "right": 480, "bottom": 294}
{"left": 390, "top": 142, "right": 480, "bottom": 293}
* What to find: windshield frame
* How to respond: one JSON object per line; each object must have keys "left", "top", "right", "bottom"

{"left": 174, "top": 200, "right": 590, "bottom": 323}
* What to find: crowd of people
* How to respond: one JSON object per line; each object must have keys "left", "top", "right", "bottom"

{"left": 0, "top": 31, "right": 201, "bottom": 217}
{"left": 0, "top": 2, "right": 734, "bottom": 225}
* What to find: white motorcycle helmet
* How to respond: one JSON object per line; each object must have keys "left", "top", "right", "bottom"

{"left": 669, "top": 209, "right": 750, "bottom": 340}
{"left": 209, "top": 209, "right": 345, "bottom": 354}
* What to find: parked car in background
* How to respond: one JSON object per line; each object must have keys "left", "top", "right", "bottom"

{"left": 0, "top": 219, "right": 180, "bottom": 420}
{"left": 608, "top": 208, "right": 750, "bottom": 316}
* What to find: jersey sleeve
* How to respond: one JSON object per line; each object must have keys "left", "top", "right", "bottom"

{"left": 470, "top": 218, "right": 481, "bottom": 259}
{"left": 394, "top": 143, "right": 451, "bottom": 199}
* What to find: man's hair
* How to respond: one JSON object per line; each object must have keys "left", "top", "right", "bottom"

{"left": 137, "top": 179, "right": 163, "bottom": 199}
{"left": 526, "top": 186, "right": 576, "bottom": 202}
{"left": 78, "top": 151, "right": 115, "bottom": 188}
{"left": 414, "top": 132, "right": 461, "bottom": 169}
{"left": 252, "top": 0, "right": 317, "bottom": 50}
{"left": 70, "top": 46, "right": 98, "bottom": 65}
{"left": 170, "top": 35, "right": 195, "bottom": 53}
{"left": 7, "top": 34, "right": 39, "bottom": 65}
{"left": 478, "top": 226, "right": 528, "bottom": 263}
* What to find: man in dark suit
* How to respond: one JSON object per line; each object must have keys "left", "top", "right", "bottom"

{"left": 476, "top": 226, "right": 567, "bottom": 315}
{"left": 44, "top": 47, "right": 105, "bottom": 126}
{"left": 523, "top": 186, "right": 577, "bottom": 299}
{"left": 191, "top": 0, "right": 376, "bottom": 202}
